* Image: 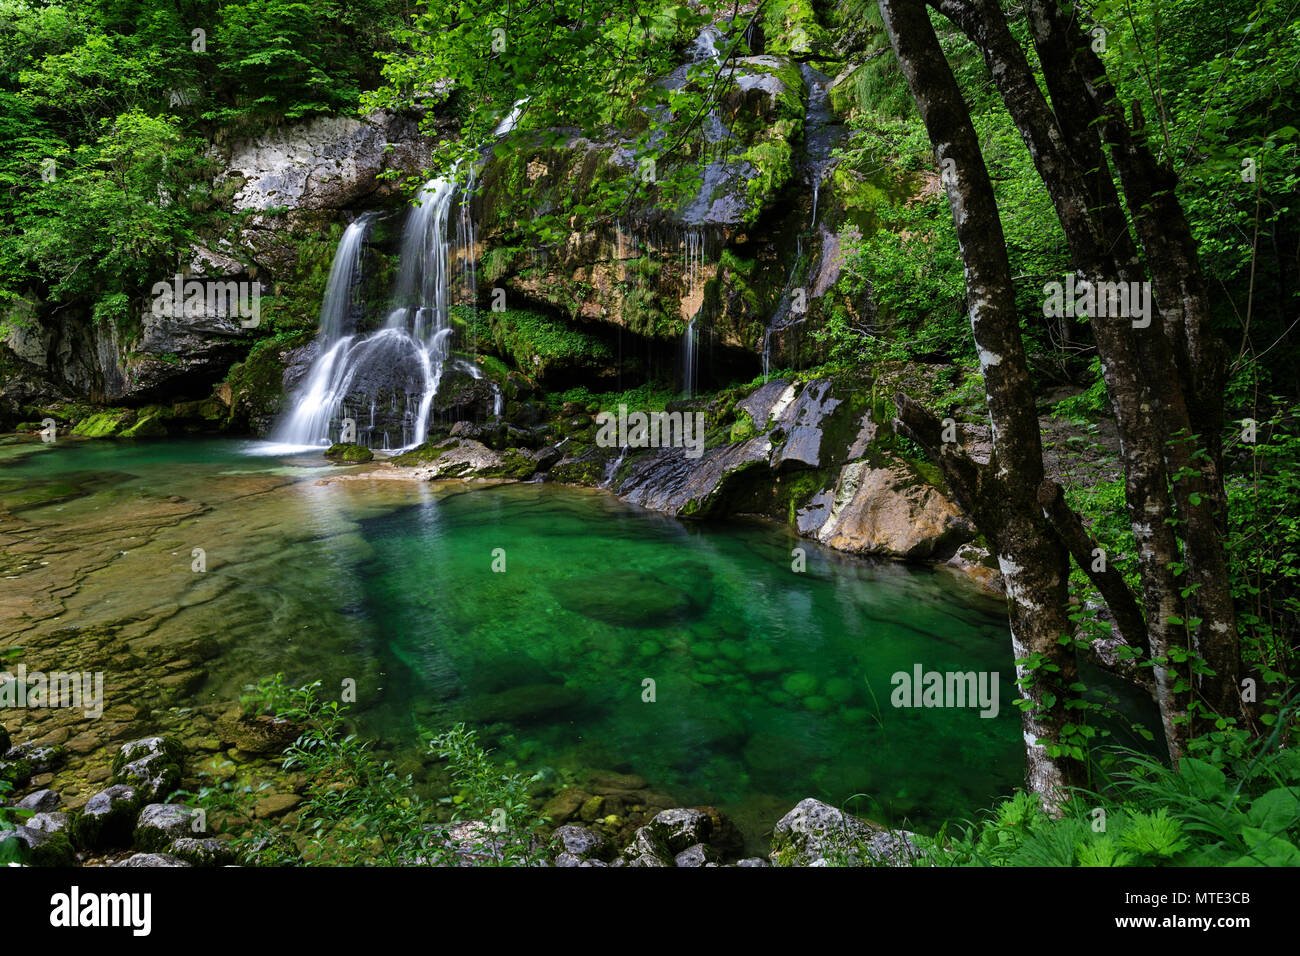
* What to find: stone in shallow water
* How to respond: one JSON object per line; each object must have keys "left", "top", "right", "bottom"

{"left": 549, "top": 570, "right": 700, "bottom": 627}
{"left": 460, "top": 683, "right": 585, "bottom": 725}
{"left": 112, "top": 852, "right": 191, "bottom": 867}
{"left": 540, "top": 788, "right": 592, "bottom": 825}
{"left": 134, "top": 804, "right": 199, "bottom": 851}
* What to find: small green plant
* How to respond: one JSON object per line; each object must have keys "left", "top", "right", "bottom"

{"left": 914, "top": 712, "right": 1300, "bottom": 867}
{"left": 190, "top": 676, "right": 550, "bottom": 867}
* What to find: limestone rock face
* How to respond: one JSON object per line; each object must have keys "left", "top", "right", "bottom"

{"left": 227, "top": 111, "right": 432, "bottom": 217}
{"left": 608, "top": 376, "right": 976, "bottom": 563}
{"left": 802, "top": 460, "right": 976, "bottom": 559}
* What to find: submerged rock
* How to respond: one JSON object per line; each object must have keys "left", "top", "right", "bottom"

{"left": 549, "top": 570, "right": 704, "bottom": 627}
{"left": 459, "top": 683, "right": 585, "bottom": 725}
{"left": 214, "top": 713, "right": 302, "bottom": 754}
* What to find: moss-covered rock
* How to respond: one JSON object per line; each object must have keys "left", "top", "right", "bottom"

{"left": 324, "top": 442, "right": 374, "bottom": 463}
{"left": 70, "top": 409, "right": 134, "bottom": 437}
{"left": 480, "top": 449, "right": 537, "bottom": 480}
{"left": 389, "top": 442, "right": 446, "bottom": 467}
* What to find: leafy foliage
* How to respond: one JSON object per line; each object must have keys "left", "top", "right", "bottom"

{"left": 187, "top": 677, "right": 550, "bottom": 866}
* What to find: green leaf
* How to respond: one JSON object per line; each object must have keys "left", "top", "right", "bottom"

{"left": 1244, "top": 788, "right": 1300, "bottom": 832}
{"left": 1179, "top": 757, "right": 1226, "bottom": 800}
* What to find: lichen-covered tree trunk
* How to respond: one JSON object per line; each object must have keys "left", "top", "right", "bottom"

{"left": 925, "top": 0, "right": 1244, "bottom": 757}
{"left": 1031, "top": 0, "right": 1243, "bottom": 738}
{"left": 877, "top": 0, "right": 1084, "bottom": 803}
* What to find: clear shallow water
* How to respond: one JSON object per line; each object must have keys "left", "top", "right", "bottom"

{"left": 358, "top": 482, "right": 1027, "bottom": 835}
{"left": 0, "top": 436, "right": 1151, "bottom": 847}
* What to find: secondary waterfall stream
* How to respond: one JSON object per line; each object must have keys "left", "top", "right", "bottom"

{"left": 272, "top": 175, "right": 467, "bottom": 451}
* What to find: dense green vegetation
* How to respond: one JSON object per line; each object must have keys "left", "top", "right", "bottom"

{"left": 1, "top": 0, "right": 1297, "bottom": 867}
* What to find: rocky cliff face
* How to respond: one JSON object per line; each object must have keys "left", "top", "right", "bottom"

{"left": 1, "top": 111, "right": 439, "bottom": 429}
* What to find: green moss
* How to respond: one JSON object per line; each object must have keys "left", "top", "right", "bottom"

{"left": 223, "top": 330, "right": 314, "bottom": 429}
{"left": 70, "top": 409, "right": 132, "bottom": 437}
{"left": 729, "top": 410, "right": 759, "bottom": 443}
{"left": 121, "top": 406, "right": 171, "bottom": 438}
{"left": 389, "top": 442, "right": 446, "bottom": 467}
{"left": 549, "top": 454, "right": 606, "bottom": 485}
{"left": 324, "top": 443, "right": 374, "bottom": 463}
{"left": 487, "top": 307, "right": 612, "bottom": 379}
{"left": 480, "top": 449, "right": 537, "bottom": 480}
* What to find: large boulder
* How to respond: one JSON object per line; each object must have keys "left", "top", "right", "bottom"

{"left": 71, "top": 784, "right": 143, "bottom": 851}
{"left": 799, "top": 459, "right": 976, "bottom": 559}
{"left": 134, "top": 804, "right": 200, "bottom": 852}
{"left": 112, "top": 737, "right": 184, "bottom": 802}
{"left": 769, "top": 797, "right": 919, "bottom": 867}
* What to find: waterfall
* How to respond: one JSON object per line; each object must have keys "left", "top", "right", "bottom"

{"left": 760, "top": 67, "right": 847, "bottom": 381}
{"left": 682, "top": 318, "right": 698, "bottom": 397}
{"left": 680, "top": 230, "right": 704, "bottom": 397}
{"left": 493, "top": 98, "right": 529, "bottom": 136}
{"left": 272, "top": 176, "right": 462, "bottom": 451}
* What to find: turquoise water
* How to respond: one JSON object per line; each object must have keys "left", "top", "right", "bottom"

{"left": 2, "top": 436, "right": 1153, "bottom": 846}
{"left": 356, "top": 481, "right": 1027, "bottom": 836}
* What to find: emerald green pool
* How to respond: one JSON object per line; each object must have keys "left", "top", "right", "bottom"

{"left": 0, "top": 435, "right": 1154, "bottom": 848}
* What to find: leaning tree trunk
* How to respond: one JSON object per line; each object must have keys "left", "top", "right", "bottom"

{"left": 877, "top": 0, "right": 1085, "bottom": 804}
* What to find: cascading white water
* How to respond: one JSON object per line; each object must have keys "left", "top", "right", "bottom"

{"left": 272, "top": 176, "right": 463, "bottom": 451}
{"left": 681, "top": 230, "right": 703, "bottom": 396}
{"left": 271, "top": 213, "right": 376, "bottom": 447}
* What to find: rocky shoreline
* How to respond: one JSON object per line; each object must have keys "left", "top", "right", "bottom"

{"left": 2, "top": 724, "right": 920, "bottom": 868}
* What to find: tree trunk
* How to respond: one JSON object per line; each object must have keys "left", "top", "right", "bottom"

{"left": 877, "top": 0, "right": 1084, "bottom": 803}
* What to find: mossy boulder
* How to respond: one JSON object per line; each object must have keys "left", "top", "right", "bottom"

{"left": 166, "top": 836, "right": 237, "bottom": 866}
{"left": 0, "top": 825, "right": 75, "bottom": 866}
{"left": 324, "top": 442, "right": 374, "bottom": 464}
{"left": 389, "top": 442, "right": 445, "bottom": 466}
{"left": 121, "top": 405, "right": 173, "bottom": 438}
{"left": 71, "top": 409, "right": 133, "bottom": 437}
{"left": 134, "top": 804, "right": 200, "bottom": 852}
{"left": 112, "top": 737, "right": 184, "bottom": 802}
{"left": 480, "top": 449, "right": 537, "bottom": 480}
{"left": 72, "top": 784, "right": 144, "bottom": 850}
